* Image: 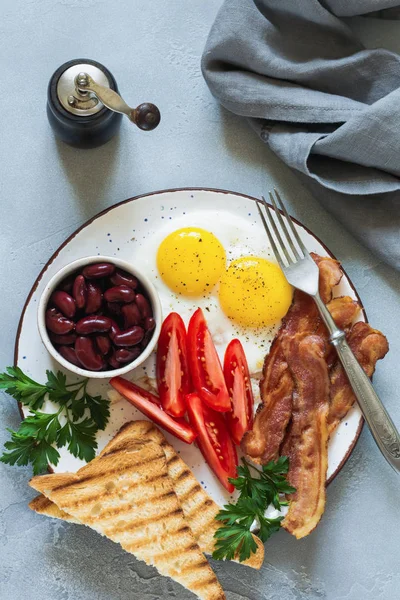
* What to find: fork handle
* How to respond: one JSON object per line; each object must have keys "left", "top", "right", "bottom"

{"left": 314, "top": 294, "right": 400, "bottom": 473}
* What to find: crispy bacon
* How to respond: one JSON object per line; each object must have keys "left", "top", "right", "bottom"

{"left": 241, "top": 255, "right": 355, "bottom": 464}
{"left": 328, "top": 322, "right": 389, "bottom": 435}
{"left": 240, "top": 340, "right": 293, "bottom": 463}
{"left": 241, "top": 252, "right": 388, "bottom": 540}
{"left": 311, "top": 253, "right": 341, "bottom": 304}
{"left": 317, "top": 296, "right": 360, "bottom": 368}
{"left": 324, "top": 297, "right": 360, "bottom": 332}
{"left": 281, "top": 334, "right": 330, "bottom": 539}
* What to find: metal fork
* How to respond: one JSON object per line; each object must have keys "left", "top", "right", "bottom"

{"left": 257, "top": 190, "right": 400, "bottom": 474}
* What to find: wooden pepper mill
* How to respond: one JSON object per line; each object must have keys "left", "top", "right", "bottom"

{"left": 47, "top": 58, "right": 160, "bottom": 148}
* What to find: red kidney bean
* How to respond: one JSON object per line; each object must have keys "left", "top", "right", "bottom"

{"left": 113, "top": 326, "right": 144, "bottom": 347}
{"left": 115, "top": 347, "right": 142, "bottom": 363}
{"left": 136, "top": 293, "right": 152, "bottom": 318}
{"left": 110, "top": 270, "right": 138, "bottom": 290}
{"left": 140, "top": 328, "right": 154, "bottom": 350}
{"left": 51, "top": 290, "right": 76, "bottom": 318}
{"left": 73, "top": 275, "right": 87, "bottom": 310}
{"left": 109, "top": 319, "right": 121, "bottom": 341}
{"left": 46, "top": 308, "right": 75, "bottom": 335}
{"left": 104, "top": 285, "right": 135, "bottom": 304}
{"left": 107, "top": 350, "right": 121, "bottom": 370}
{"left": 82, "top": 263, "right": 116, "bottom": 279}
{"left": 107, "top": 301, "right": 122, "bottom": 317}
{"left": 85, "top": 282, "right": 103, "bottom": 314}
{"left": 49, "top": 332, "right": 77, "bottom": 346}
{"left": 58, "top": 274, "right": 74, "bottom": 293}
{"left": 76, "top": 315, "right": 112, "bottom": 335}
{"left": 95, "top": 334, "right": 111, "bottom": 356}
{"left": 58, "top": 345, "right": 82, "bottom": 367}
{"left": 144, "top": 317, "right": 156, "bottom": 331}
{"left": 121, "top": 302, "right": 141, "bottom": 328}
{"left": 75, "top": 337, "right": 105, "bottom": 371}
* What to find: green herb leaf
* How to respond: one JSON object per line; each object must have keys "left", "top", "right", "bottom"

{"left": 45, "top": 370, "right": 72, "bottom": 404}
{"left": 83, "top": 392, "right": 110, "bottom": 430}
{"left": 0, "top": 430, "right": 61, "bottom": 475}
{"left": 213, "top": 524, "right": 257, "bottom": 562}
{"left": 30, "top": 440, "right": 61, "bottom": 475}
{"left": 64, "top": 419, "right": 98, "bottom": 463}
{"left": 17, "top": 412, "right": 60, "bottom": 444}
{"left": 0, "top": 367, "right": 48, "bottom": 409}
{"left": 257, "top": 514, "right": 283, "bottom": 543}
{"left": 212, "top": 457, "right": 295, "bottom": 563}
{"left": 0, "top": 367, "right": 111, "bottom": 474}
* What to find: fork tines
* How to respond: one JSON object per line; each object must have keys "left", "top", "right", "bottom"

{"left": 256, "top": 189, "right": 308, "bottom": 269}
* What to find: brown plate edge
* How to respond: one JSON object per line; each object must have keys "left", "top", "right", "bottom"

{"left": 13, "top": 186, "right": 366, "bottom": 484}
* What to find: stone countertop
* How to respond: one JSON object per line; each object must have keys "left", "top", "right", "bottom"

{"left": 0, "top": 2, "right": 399, "bottom": 599}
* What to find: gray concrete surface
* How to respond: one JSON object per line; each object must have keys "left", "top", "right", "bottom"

{"left": 0, "top": 2, "right": 399, "bottom": 599}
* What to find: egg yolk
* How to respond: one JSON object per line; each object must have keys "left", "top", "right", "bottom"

{"left": 219, "top": 257, "right": 293, "bottom": 327}
{"left": 157, "top": 227, "right": 226, "bottom": 296}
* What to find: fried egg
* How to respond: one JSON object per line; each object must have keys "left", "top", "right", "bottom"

{"left": 137, "top": 211, "right": 293, "bottom": 377}
{"left": 219, "top": 257, "right": 292, "bottom": 327}
{"left": 157, "top": 227, "right": 226, "bottom": 296}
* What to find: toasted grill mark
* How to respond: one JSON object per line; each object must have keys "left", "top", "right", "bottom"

{"left": 105, "top": 508, "right": 183, "bottom": 536}
{"left": 175, "top": 469, "right": 191, "bottom": 482}
{"left": 178, "top": 483, "right": 203, "bottom": 504}
{"left": 204, "top": 499, "right": 213, "bottom": 507}
{"left": 176, "top": 525, "right": 191, "bottom": 534}
{"left": 191, "top": 575, "right": 220, "bottom": 589}
{"left": 150, "top": 542, "right": 200, "bottom": 562}
{"left": 133, "top": 488, "right": 176, "bottom": 508}
{"left": 124, "top": 521, "right": 192, "bottom": 552}
{"left": 166, "top": 455, "right": 180, "bottom": 467}
{"left": 52, "top": 455, "right": 161, "bottom": 491}
{"left": 64, "top": 472, "right": 168, "bottom": 509}
{"left": 82, "top": 487, "right": 176, "bottom": 523}
{"left": 178, "top": 558, "right": 210, "bottom": 576}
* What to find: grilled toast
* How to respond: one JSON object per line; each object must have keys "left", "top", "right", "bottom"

{"left": 29, "top": 421, "right": 264, "bottom": 569}
{"left": 30, "top": 441, "right": 225, "bottom": 600}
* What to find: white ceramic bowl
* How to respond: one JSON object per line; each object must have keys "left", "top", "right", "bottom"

{"left": 37, "top": 255, "right": 162, "bottom": 379}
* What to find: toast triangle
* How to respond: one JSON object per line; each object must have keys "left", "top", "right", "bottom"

{"left": 30, "top": 442, "right": 225, "bottom": 600}
{"left": 29, "top": 421, "right": 264, "bottom": 569}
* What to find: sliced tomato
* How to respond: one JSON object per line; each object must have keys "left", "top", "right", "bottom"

{"left": 156, "top": 312, "right": 191, "bottom": 417}
{"left": 223, "top": 339, "right": 254, "bottom": 446}
{"left": 110, "top": 377, "right": 197, "bottom": 444}
{"left": 185, "top": 392, "right": 237, "bottom": 492}
{"left": 187, "top": 308, "right": 230, "bottom": 412}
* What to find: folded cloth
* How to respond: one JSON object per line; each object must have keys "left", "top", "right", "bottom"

{"left": 201, "top": 0, "right": 400, "bottom": 270}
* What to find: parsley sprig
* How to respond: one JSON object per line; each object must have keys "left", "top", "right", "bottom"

{"left": 0, "top": 367, "right": 110, "bottom": 475}
{"left": 213, "top": 457, "right": 295, "bottom": 562}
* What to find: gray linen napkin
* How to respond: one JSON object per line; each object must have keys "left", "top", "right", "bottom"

{"left": 201, "top": 0, "right": 400, "bottom": 270}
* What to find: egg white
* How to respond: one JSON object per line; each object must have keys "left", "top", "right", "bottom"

{"left": 131, "top": 210, "right": 286, "bottom": 390}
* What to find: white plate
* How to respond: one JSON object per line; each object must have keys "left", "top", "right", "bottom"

{"left": 15, "top": 188, "right": 364, "bottom": 508}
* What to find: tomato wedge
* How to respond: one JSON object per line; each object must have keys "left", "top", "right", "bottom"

{"left": 187, "top": 308, "right": 231, "bottom": 412}
{"left": 185, "top": 392, "right": 237, "bottom": 492}
{"left": 110, "top": 377, "right": 197, "bottom": 444}
{"left": 223, "top": 339, "right": 254, "bottom": 446}
{"left": 156, "top": 312, "right": 191, "bottom": 417}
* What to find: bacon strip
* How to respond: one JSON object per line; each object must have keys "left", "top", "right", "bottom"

{"left": 328, "top": 322, "right": 389, "bottom": 435}
{"left": 317, "top": 296, "right": 360, "bottom": 368}
{"left": 241, "top": 339, "right": 293, "bottom": 463}
{"left": 281, "top": 334, "right": 330, "bottom": 539}
{"left": 241, "top": 255, "right": 355, "bottom": 464}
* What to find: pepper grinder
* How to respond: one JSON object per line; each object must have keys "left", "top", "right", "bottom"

{"left": 47, "top": 58, "right": 160, "bottom": 148}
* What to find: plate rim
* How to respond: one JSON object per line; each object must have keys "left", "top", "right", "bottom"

{"left": 13, "top": 186, "right": 365, "bottom": 485}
